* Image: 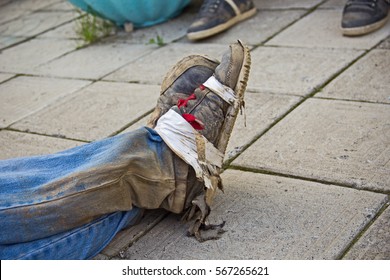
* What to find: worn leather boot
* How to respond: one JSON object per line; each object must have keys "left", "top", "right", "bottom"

{"left": 155, "top": 40, "right": 251, "bottom": 241}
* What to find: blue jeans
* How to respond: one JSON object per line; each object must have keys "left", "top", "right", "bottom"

{"left": 0, "top": 127, "right": 191, "bottom": 259}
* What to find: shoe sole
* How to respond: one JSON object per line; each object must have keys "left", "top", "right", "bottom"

{"left": 187, "top": 8, "right": 257, "bottom": 41}
{"left": 216, "top": 40, "right": 251, "bottom": 154}
{"left": 341, "top": 14, "right": 390, "bottom": 36}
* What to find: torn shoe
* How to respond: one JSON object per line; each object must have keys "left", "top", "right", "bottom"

{"left": 155, "top": 40, "right": 251, "bottom": 241}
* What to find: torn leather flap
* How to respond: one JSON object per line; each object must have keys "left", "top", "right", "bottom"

{"left": 155, "top": 109, "right": 223, "bottom": 190}
{"left": 184, "top": 193, "right": 226, "bottom": 242}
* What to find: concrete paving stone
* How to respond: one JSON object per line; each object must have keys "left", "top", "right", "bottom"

{"left": 0, "top": 130, "right": 83, "bottom": 160}
{"left": 38, "top": 20, "right": 80, "bottom": 39}
{"left": 254, "top": 0, "right": 323, "bottom": 9}
{"left": 233, "top": 98, "right": 390, "bottom": 193}
{"left": 320, "top": 0, "right": 346, "bottom": 9}
{"left": 0, "top": 6, "right": 29, "bottom": 25}
{"left": 0, "top": 76, "right": 90, "bottom": 128}
{"left": 267, "top": 9, "right": 390, "bottom": 50}
{"left": 12, "top": 82, "right": 161, "bottom": 141}
{"left": 104, "top": 43, "right": 227, "bottom": 84}
{"left": 377, "top": 36, "right": 390, "bottom": 49}
{"left": 32, "top": 42, "right": 154, "bottom": 80}
{"left": 226, "top": 92, "right": 302, "bottom": 161}
{"left": 0, "top": 0, "right": 59, "bottom": 24}
{"left": 123, "top": 170, "right": 387, "bottom": 260}
{"left": 188, "top": 10, "right": 305, "bottom": 45}
{"left": 344, "top": 205, "right": 390, "bottom": 260}
{"left": 0, "top": 73, "right": 14, "bottom": 83}
{"left": 43, "top": 1, "right": 77, "bottom": 11}
{"left": 0, "top": 36, "right": 27, "bottom": 50}
{"left": 0, "top": 11, "right": 76, "bottom": 37}
{"left": 2, "top": 0, "right": 62, "bottom": 11}
{"left": 0, "top": 38, "right": 79, "bottom": 74}
{"left": 318, "top": 49, "right": 390, "bottom": 104}
{"left": 122, "top": 115, "right": 150, "bottom": 134}
{"left": 100, "top": 210, "right": 168, "bottom": 258}
{"left": 248, "top": 46, "right": 363, "bottom": 96}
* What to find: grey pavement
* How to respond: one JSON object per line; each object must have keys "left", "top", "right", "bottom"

{"left": 0, "top": 0, "right": 389, "bottom": 260}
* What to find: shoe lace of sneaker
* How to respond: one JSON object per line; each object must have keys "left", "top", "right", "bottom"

{"left": 198, "top": 0, "right": 223, "bottom": 16}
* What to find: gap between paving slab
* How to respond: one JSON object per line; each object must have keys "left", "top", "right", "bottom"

{"left": 342, "top": 203, "right": 390, "bottom": 260}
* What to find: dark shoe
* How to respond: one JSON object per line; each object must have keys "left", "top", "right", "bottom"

{"left": 155, "top": 40, "right": 251, "bottom": 241}
{"left": 341, "top": 0, "right": 390, "bottom": 36}
{"left": 173, "top": 40, "right": 250, "bottom": 152}
{"left": 147, "top": 55, "right": 219, "bottom": 127}
{"left": 187, "top": 0, "right": 257, "bottom": 40}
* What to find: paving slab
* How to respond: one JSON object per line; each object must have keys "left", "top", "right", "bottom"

{"left": 2, "top": 0, "right": 61, "bottom": 11}
{"left": 32, "top": 42, "right": 154, "bottom": 80}
{"left": 0, "top": 38, "right": 79, "bottom": 74}
{"left": 0, "top": 11, "right": 76, "bottom": 37}
{"left": 43, "top": 1, "right": 77, "bottom": 11}
{"left": 0, "top": 36, "right": 27, "bottom": 50}
{"left": 0, "top": 0, "right": 60, "bottom": 24}
{"left": 248, "top": 46, "right": 362, "bottom": 96}
{"left": 123, "top": 170, "right": 387, "bottom": 260}
{"left": 0, "top": 130, "right": 83, "bottom": 160}
{"left": 183, "top": 9, "right": 305, "bottom": 45}
{"left": 266, "top": 9, "right": 390, "bottom": 50}
{"left": 377, "top": 36, "right": 390, "bottom": 49}
{"left": 226, "top": 92, "right": 302, "bottom": 161}
{"left": 233, "top": 98, "right": 390, "bottom": 193}
{"left": 104, "top": 43, "right": 227, "bottom": 84}
{"left": 0, "top": 73, "right": 14, "bottom": 83}
{"left": 343, "top": 205, "right": 390, "bottom": 260}
{"left": 0, "top": 6, "right": 29, "bottom": 25}
{"left": 0, "top": 76, "right": 90, "bottom": 128}
{"left": 320, "top": 0, "right": 345, "bottom": 9}
{"left": 122, "top": 115, "right": 150, "bottom": 134}
{"left": 254, "top": 0, "right": 323, "bottom": 9}
{"left": 318, "top": 49, "right": 390, "bottom": 104}
{"left": 38, "top": 21, "right": 80, "bottom": 39}
{"left": 12, "top": 82, "right": 160, "bottom": 141}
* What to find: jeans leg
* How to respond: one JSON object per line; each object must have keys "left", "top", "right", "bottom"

{"left": 0, "top": 127, "right": 189, "bottom": 249}
{"left": 0, "top": 208, "right": 143, "bottom": 260}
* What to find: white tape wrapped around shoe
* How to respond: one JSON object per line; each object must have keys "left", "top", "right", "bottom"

{"left": 203, "top": 75, "right": 237, "bottom": 105}
{"left": 155, "top": 109, "right": 224, "bottom": 189}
